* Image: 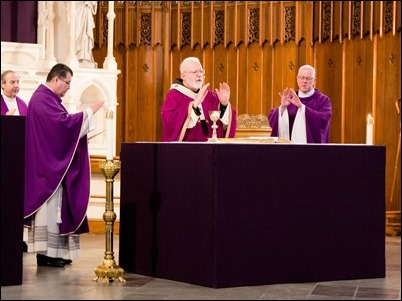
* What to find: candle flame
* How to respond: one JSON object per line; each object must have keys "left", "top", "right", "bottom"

{"left": 367, "top": 114, "right": 374, "bottom": 125}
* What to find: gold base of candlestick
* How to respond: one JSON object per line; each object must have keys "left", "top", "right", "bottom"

{"left": 93, "top": 160, "right": 126, "bottom": 284}
{"left": 93, "top": 260, "right": 125, "bottom": 283}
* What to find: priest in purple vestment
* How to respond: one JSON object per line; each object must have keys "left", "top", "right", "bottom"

{"left": 161, "top": 57, "right": 237, "bottom": 142}
{"left": 1, "top": 70, "right": 28, "bottom": 116}
{"left": 24, "top": 64, "right": 105, "bottom": 267}
{"left": 268, "top": 64, "right": 332, "bottom": 143}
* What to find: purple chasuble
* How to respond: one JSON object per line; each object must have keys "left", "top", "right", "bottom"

{"left": 24, "top": 84, "right": 90, "bottom": 235}
{"left": 161, "top": 81, "right": 237, "bottom": 142}
{"left": 268, "top": 88, "right": 332, "bottom": 143}
{"left": 1, "top": 95, "right": 28, "bottom": 116}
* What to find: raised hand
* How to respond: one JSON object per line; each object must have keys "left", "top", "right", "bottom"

{"left": 288, "top": 88, "right": 302, "bottom": 108}
{"left": 90, "top": 100, "right": 105, "bottom": 114}
{"left": 216, "top": 82, "right": 230, "bottom": 106}
{"left": 279, "top": 87, "right": 291, "bottom": 108}
{"left": 279, "top": 88, "right": 302, "bottom": 109}
{"left": 194, "top": 83, "right": 210, "bottom": 107}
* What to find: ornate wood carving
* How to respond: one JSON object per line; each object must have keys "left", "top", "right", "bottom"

{"left": 322, "top": 1, "right": 332, "bottom": 42}
{"left": 248, "top": 8, "right": 259, "bottom": 44}
{"left": 140, "top": 13, "right": 152, "bottom": 45}
{"left": 351, "top": 1, "right": 361, "bottom": 38}
{"left": 96, "top": 1, "right": 401, "bottom": 48}
{"left": 214, "top": 10, "right": 225, "bottom": 46}
{"left": 181, "top": 12, "right": 191, "bottom": 47}
{"left": 284, "top": 5, "right": 296, "bottom": 43}
{"left": 384, "top": 1, "right": 394, "bottom": 34}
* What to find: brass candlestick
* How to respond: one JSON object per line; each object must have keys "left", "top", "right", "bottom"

{"left": 93, "top": 159, "right": 125, "bottom": 283}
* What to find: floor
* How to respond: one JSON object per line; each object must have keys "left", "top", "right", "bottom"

{"left": 1, "top": 234, "right": 400, "bottom": 300}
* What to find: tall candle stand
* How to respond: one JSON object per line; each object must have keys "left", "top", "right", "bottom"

{"left": 93, "top": 159, "right": 125, "bottom": 283}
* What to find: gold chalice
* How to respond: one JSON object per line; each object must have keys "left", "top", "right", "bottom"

{"left": 208, "top": 110, "right": 220, "bottom": 142}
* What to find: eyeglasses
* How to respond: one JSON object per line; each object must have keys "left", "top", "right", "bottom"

{"left": 297, "top": 76, "right": 314, "bottom": 81}
{"left": 185, "top": 69, "right": 205, "bottom": 76}
{"left": 59, "top": 77, "right": 71, "bottom": 86}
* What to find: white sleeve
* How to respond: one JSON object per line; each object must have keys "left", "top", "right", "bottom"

{"left": 188, "top": 108, "right": 200, "bottom": 128}
{"left": 79, "top": 107, "right": 95, "bottom": 138}
{"left": 220, "top": 103, "right": 231, "bottom": 125}
{"left": 187, "top": 105, "right": 207, "bottom": 128}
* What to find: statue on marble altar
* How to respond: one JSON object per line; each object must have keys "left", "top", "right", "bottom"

{"left": 74, "top": 1, "right": 97, "bottom": 64}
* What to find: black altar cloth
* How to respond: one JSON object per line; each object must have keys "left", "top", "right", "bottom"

{"left": 119, "top": 142, "right": 386, "bottom": 288}
{"left": 1, "top": 116, "right": 25, "bottom": 286}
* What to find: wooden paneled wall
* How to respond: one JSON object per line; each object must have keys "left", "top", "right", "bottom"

{"left": 92, "top": 1, "right": 401, "bottom": 212}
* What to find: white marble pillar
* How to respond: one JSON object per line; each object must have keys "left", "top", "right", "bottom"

{"left": 103, "top": 1, "right": 117, "bottom": 70}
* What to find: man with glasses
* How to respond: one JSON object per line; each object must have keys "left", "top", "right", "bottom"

{"left": 161, "top": 56, "right": 237, "bottom": 141}
{"left": 268, "top": 64, "right": 332, "bottom": 143}
{"left": 24, "top": 63, "right": 105, "bottom": 267}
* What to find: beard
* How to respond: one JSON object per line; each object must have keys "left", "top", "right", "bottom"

{"left": 192, "top": 80, "right": 203, "bottom": 90}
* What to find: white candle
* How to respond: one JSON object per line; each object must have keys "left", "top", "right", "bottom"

{"left": 106, "top": 108, "right": 114, "bottom": 160}
{"left": 366, "top": 114, "right": 374, "bottom": 145}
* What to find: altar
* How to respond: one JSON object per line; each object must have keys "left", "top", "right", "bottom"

{"left": 1, "top": 116, "right": 25, "bottom": 286}
{"left": 119, "top": 142, "right": 386, "bottom": 288}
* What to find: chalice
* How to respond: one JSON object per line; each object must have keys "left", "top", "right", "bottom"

{"left": 208, "top": 110, "right": 220, "bottom": 142}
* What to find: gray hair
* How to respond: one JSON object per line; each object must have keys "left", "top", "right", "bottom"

{"left": 1, "top": 70, "right": 18, "bottom": 84}
{"left": 298, "top": 64, "right": 316, "bottom": 79}
{"left": 180, "top": 57, "right": 202, "bottom": 74}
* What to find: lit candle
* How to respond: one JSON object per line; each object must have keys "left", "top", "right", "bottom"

{"left": 106, "top": 107, "right": 114, "bottom": 160}
{"left": 366, "top": 114, "right": 374, "bottom": 145}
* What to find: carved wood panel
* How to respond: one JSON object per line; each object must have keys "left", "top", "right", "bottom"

{"left": 93, "top": 1, "right": 401, "bottom": 211}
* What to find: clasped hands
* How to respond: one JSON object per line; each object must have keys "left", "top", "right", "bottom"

{"left": 5, "top": 108, "right": 17, "bottom": 115}
{"left": 279, "top": 87, "right": 302, "bottom": 109}
{"left": 193, "top": 82, "right": 230, "bottom": 107}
